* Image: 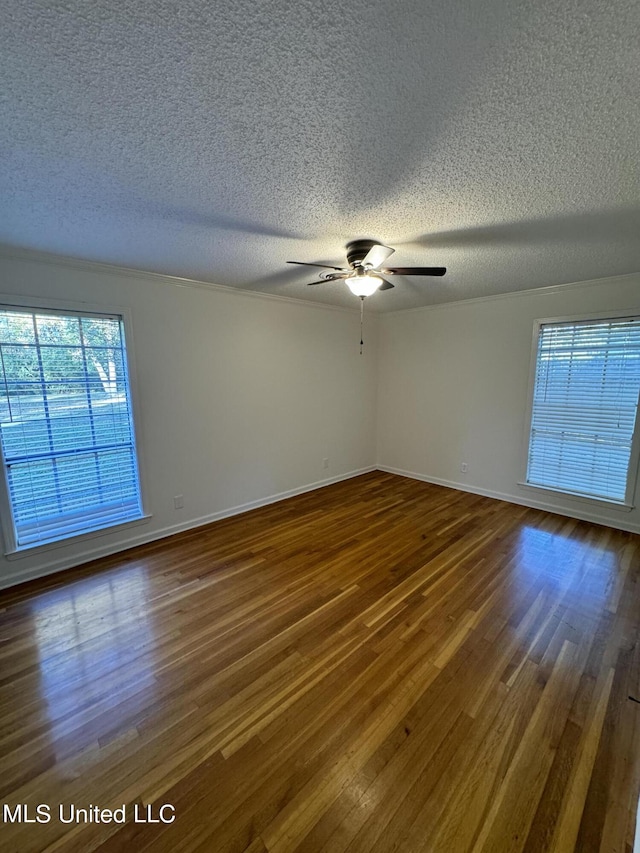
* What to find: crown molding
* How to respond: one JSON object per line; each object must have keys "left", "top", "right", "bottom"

{"left": 0, "top": 244, "right": 365, "bottom": 316}
{"left": 384, "top": 271, "right": 640, "bottom": 317}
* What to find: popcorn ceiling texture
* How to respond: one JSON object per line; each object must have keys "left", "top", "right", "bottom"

{"left": 1, "top": 0, "right": 638, "bottom": 311}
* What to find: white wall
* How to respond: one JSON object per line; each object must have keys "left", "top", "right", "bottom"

{"left": 0, "top": 251, "right": 378, "bottom": 588}
{"left": 377, "top": 274, "right": 640, "bottom": 534}
{"left": 2, "top": 251, "right": 637, "bottom": 591}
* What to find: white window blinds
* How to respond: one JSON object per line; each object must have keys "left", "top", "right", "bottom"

{"left": 0, "top": 308, "right": 143, "bottom": 549}
{"left": 526, "top": 317, "right": 640, "bottom": 504}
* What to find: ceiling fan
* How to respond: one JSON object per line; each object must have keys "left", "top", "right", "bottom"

{"left": 287, "top": 239, "right": 446, "bottom": 298}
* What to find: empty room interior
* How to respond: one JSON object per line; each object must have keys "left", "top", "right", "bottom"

{"left": 1, "top": 0, "right": 639, "bottom": 851}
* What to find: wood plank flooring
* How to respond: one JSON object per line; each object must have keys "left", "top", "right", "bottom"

{"left": 0, "top": 471, "right": 639, "bottom": 852}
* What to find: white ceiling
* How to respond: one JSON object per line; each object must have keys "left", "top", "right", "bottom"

{"left": 1, "top": 0, "right": 639, "bottom": 312}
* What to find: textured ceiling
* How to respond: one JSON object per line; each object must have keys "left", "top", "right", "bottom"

{"left": 1, "top": 0, "right": 639, "bottom": 312}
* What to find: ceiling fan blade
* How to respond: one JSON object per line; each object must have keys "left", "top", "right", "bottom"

{"left": 306, "top": 273, "right": 348, "bottom": 286}
{"left": 287, "top": 260, "right": 346, "bottom": 271}
{"left": 362, "top": 244, "right": 395, "bottom": 268}
{"left": 384, "top": 266, "right": 447, "bottom": 276}
{"left": 378, "top": 278, "right": 395, "bottom": 290}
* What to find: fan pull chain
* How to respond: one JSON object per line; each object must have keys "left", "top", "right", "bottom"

{"left": 360, "top": 297, "right": 364, "bottom": 355}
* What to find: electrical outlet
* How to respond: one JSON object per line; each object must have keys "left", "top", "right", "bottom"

{"left": 173, "top": 495, "right": 184, "bottom": 509}
{"left": 460, "top": 462, "right": 468, "bottom": 473}
{"left": 322, "top": 457, "right": 329, "bottom": 469}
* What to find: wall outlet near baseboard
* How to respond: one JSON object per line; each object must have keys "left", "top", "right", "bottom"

{"left": 174, "top": 495, "right": 184, "bottom": 509}
{"left": 460, "top": 462, "right": 469, "bottom": 473}
{"left": 322, "top": 458, "right": 329, "bottom": 469}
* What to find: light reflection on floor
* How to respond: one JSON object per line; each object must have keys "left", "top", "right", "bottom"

{"left": 514, "top": 524, "right": 617, "bottom": 607}
{"left": 31, "top": 565, "right": 157, "bottom": 759}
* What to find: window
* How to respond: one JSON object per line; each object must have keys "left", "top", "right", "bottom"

{"left": 0, "top": 307, "right": 144, "bottom": 551}
{"left": 526, "top": 316, "right": 640, "bottom": 505}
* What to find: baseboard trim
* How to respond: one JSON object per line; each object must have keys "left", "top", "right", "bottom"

{"left": 0, "top": 466, "right": 376, "bottom": 591}
{"left": 377, "top": 465, "right": 640, "bottom": 535}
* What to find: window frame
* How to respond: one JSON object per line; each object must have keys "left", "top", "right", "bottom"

{"left": 519, "top": 310, "right": 640, "bottom": 512}
{"left": 0, "top": 295, "right": 151, "bottom": 557}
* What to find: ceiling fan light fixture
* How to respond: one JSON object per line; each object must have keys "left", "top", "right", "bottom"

{"left": 345, "top": 274, "right": 383, "bottom": 298}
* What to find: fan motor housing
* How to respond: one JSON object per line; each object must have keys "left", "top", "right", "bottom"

{"left": 346, "top": 239, "right": 379, "bottom": 268}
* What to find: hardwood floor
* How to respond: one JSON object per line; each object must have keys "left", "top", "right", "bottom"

{"left": 1, "top": 471, "right": 639, "bottom": 853}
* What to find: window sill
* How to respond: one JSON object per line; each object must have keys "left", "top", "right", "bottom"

{"left": 4, "top": 513, "right": 153, "bottom": 559}
{"left": 517, "top": 482, "right": 634, "bottom": 513}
